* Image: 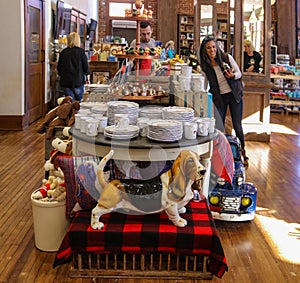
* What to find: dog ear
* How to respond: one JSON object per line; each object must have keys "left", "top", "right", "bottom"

{"left": 171, "top": 151, "right": 181, "bottom": 177}
{"left": 169, "top": 151, "right": 189, "bottom": 200}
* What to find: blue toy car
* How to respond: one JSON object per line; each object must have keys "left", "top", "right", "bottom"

{"left": 208, "top": 135, "right": 257, "bottom": 221}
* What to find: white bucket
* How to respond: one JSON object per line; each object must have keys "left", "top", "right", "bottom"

{"left": 31, "top": 190, "right": 69, "bottom": 252}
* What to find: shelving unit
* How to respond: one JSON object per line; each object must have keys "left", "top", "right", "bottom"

{"left": 270, "top": 74, "right": 300, "bottom": 117}
{"left": 178, "top": 14, "right": 194, "bottom": 60}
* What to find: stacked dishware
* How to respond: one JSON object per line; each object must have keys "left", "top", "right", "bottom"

{"left": 178, "top": 65, "right": 192, "bottom": 91}
{"left": 106, "top": 101, "right": 139, "bottom": 126}
{"left": 104, "top": 125, "right": 139, "bottom": 139}
{"left": 139, "top": 106, "right": 163, "bottom": 119}
{"left": 104, "top": 114, "right": 139, "bottom": 139}
{"left": 90, "top": 102, "right": 108, "bottom": 115}
{"left": 147, "top": 120, "right": 183, "bottom": 142}
{"left": 162, "top": 106, "right": 194, "bottom": 123}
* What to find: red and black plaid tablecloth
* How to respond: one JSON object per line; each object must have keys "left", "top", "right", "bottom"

{"left": 53, "top": 200, "right": 228, "bottom": 278}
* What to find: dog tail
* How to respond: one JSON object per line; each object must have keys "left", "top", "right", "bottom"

{"left": 97, "top": 149, "right": 114, "bottom": 189}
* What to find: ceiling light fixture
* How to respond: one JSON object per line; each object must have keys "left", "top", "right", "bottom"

{"left": 249, "top": 5, "right": 257, "bottom": 23}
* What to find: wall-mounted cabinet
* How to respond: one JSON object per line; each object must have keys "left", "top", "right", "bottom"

{"left": 55, "top": 1, "right": 86, "bottom": 48}
{"left": 70, "top": 9, "right": 86, "bottom": 49}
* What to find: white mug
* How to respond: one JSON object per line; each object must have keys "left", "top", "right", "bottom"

{"left": 90, "top": 113, "right": 103, "bottom": 119}
{"left": 75, "top": 113, "right": 86, "bottom": 129}
{"left": 80, "top": 116, "right": 90, "bottom": 133}
{"left": 98, "top": 116, "right": 108, "bottom": 133}
{"left": 203, "top": 117, "right": 216, "bottom": 134}
{"left": 197, "top": 122, "right": 209, "bottom": 137}
{"left": 86, "top": 118, "right": 99, "bottom": 136}
{"left": 137, "top": 121, "right": 149, "bottom": 137}
{"left": 114, "top": 114, "right": 129, "bottom": 130}
{"left": 184, "top": 122, "right": 197, "bottom": 139}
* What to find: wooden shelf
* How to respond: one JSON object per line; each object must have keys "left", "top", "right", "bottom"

{"left": 115, "top": 54, "right": 159, "bottom": 60}
{"left": 124, "top": 16, "right": 152, "bottom": 21}
{"left": 271, "top": 74, "right": 300, "bottom": 80}
{"left": 112, "top": 94, "right": 168, "bottom": 101}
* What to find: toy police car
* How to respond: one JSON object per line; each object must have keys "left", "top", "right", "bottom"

{"left": 208, "top": 135, "right": 257, "bottom": 221}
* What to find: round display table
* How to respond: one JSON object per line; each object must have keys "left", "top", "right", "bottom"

{"left": 70, "top": 128, "right": 217, "bottom": 196}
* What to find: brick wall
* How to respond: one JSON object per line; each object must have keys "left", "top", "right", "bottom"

{"left": 97, "top": 0, "right": 194, "bottom": 41}
{"left": 177, "top": 0, "right": 194, "bottom": 15}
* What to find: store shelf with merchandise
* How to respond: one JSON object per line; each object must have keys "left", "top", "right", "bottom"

{"left": 178, "top": 14, "right": 194, "bottom": 60}
{"left": 270, "top": 74, "right": 300, "bottom": 116}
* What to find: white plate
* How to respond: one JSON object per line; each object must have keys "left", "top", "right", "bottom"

{"left": 148, "top": 120, "right": 182, "bottom": 127}
{"left": 104, "top": 131, "right": 139, "bottom": 140}
{"left": 105, "top": 125, "right": 139, "bottom": 134}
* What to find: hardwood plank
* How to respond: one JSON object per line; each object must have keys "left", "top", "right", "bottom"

{"left": 0, "top": 113, "right": 299, "bottom": 283}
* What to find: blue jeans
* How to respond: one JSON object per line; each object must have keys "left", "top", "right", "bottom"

{"left": 64, "top": 85, "right": 84, "bottom": 102}
{"left": 214, "top": 92, "right": 245, "bottom": 149}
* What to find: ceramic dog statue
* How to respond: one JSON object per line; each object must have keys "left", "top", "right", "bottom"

{"left": 91, "top": 149, "right": 206, "bottom": 230}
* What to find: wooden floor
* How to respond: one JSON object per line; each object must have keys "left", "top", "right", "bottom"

{"left": 0, "top": 113, "right": 299, "bottom": 283}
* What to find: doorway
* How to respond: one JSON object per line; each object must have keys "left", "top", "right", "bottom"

{"left": 25, "top": 0, "right": 45, "bottom": 125}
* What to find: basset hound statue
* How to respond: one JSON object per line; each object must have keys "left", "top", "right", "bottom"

{"left": 91, "top": 149, "right": 206, "bottom": 230}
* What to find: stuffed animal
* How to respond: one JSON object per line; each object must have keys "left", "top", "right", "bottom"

{"left": 47, "top": 182, "right": 67, "bottom": 202}
{"left": 44, "top": 137, "right": 73, "bottom": 179}
{"left": 32, "top": 176, "right": 59, "bottom": 199}
{"left": 37, "top": 96, "right": 80, "bottom": 139}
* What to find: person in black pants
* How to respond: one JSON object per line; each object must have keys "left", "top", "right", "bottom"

{"left": 57, "top": 32, "right": 90, "bottom": 102}
{"left": 198, "top": 35, "right": 249, "bottom": 168}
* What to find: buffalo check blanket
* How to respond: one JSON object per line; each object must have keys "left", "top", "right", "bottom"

{"left": 53, "top": 200, "right": 228, "bottom": 278}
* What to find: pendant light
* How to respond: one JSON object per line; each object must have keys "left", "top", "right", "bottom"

{"left": 249, "top": 5, "right": 257, "bottom": 23}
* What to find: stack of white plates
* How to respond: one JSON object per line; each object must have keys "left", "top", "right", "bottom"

{"left": 107, "top": 101, "right": 139, "bottom": 126}
{"left": 90, "top": 102, "right": 108, "bottom": 115}
{"left": 162, "top": 106, "right": 194, "bottom": 122}
{"left": 80, "top": 102, "right": 96, "bottom": 110}
{"left": 104, "top": 125, "right": 139, "bottom": 140}
{"left": 147, "top": 120, "right": 183, "bottom": 142}
{"left": 86, "top": 84, "right": 110, "bottom": 93}
{"left": 139, "top": 106, "right": 163, "bottom": 119}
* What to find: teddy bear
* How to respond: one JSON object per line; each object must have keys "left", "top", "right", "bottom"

{"left": 47, "top": 182, "right": 67, "bottom": 202}
{"left": 37, "top": 96, "right": 80, "bottom": 139}
{"left": 44, "top": 137, "right": 73, "bottom": 179}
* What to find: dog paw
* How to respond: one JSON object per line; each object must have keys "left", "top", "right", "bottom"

{"left": 178, "top": 207, "right": 186, "bottom": 214}
{"left": 91, "top": 222, "right": 104, "bottom": 230}
{"left": 175, "top": 218, "right": 187, "bottom": 227}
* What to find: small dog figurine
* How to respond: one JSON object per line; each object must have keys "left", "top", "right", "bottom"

{"left": 91, "top": 150, "right": 206, "bottom": 230}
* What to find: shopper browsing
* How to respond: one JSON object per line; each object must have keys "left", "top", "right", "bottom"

{"left": 198, "top": 35, "right": 249, "bottom": 168}
{"left": 57, "top": 32, "right": 90, "bottom": 102}
{"left": 243, "top": 40, "right": 262, "bottom": 73}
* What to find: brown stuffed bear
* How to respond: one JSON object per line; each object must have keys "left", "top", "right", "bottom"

{"left": 37, "top": 96, "right": 80, "bottom": 139}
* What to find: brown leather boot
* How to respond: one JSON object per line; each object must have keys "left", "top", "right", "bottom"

{"left": 241, "top": 149, "right": 249, "bottom": 169}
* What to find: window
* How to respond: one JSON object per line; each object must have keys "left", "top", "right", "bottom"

{"left": 109, "top": 3, "right": 131, "bottom": 17}
{"left": 108, "top": 1, "right": 137, "bottom": 17}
